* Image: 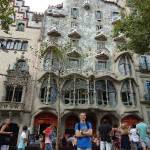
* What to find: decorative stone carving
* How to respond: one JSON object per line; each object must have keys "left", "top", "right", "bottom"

{"left": 114, "top": 33, "right": 126, "bottom": 42}
{"left": 0, "top": 102, "right": 24, "bottom": 111}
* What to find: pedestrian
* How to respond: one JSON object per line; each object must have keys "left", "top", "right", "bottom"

{"left": 129, "top": 124, "right": 142, "bottom": 150}
{"left": 136, "top": 119, "right": 150, "bottom": 150}
{"left": 111, "top": 124, "right": 121, "bottom": 150}
{"left": 0, "top": 118, "right": 13, "bottom": 150}
{"left": 17, "top": 126, "right": 28, "bottom": 150}
{"left": 99, "top": 119, "right": 112, "bottom": 150}
{"left": 75, "top": 112, "right": 93, "bottom": 150}
{"left": 120, "top": 123, "right": 131, "bottom": 150}
{"left": 43, "top": 124, "right": 55, "bottom": 150}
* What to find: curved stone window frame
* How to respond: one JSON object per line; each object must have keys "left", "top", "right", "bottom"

{"left": 14, "top": 40, "right": 22, "bottom": 50}
{"left": 121, "top": 80, "right": 136, "bottom": 106}
{"left": 16, "top": 22, "right": 25, "bottom": 32}
{"left": 6, "top": 40, "right": 14, "bottom": 50}
{"left": 62, "top": 78, "right": 88, "bottom": 105}
{"left": 40, "top": 77, "right": 58, "bottom": 104}
{"left": 95, "top": 80, "right": 117, "bottom": 106}
{"left": 118, "top": 56, "right": 132, "bottom": 76}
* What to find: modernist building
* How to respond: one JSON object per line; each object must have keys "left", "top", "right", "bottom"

{"left": 0, "top": 0, "right": 150, "bottom": 145}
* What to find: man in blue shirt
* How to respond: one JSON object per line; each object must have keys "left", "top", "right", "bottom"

{"left": 75, "top": 112, "right": 93, "bottom": 150}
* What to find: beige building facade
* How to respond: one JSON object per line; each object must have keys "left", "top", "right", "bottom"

{"left": 0, "top": 0, "right": 150, "bottom": 145}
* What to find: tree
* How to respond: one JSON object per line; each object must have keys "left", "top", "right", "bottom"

{"left": 113, "top": 0, "right": 150, "bottom": 54}
{"left": 40, "top": 41, "right": 72, "bottom": 150}
{"left": 0, "top": 0, "right": 14, "bottom": 32}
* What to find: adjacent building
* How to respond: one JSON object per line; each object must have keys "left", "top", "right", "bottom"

{"left": 0, "top": 0, "right": 150, "bottom": 145}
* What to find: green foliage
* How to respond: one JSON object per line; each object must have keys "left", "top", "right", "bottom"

{"left": 0, "top": 0, "right": 14, "bottom": 32}
{"left": 113, "top": 0, "right": 150, "bottom": 54}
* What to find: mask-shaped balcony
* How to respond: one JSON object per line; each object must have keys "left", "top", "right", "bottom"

{"left": 68, "top": 28, "right": 81, "bottom": 39}
{"left": 114, "top": 33, "right": 126, "bottom": 42}
{"left": 112, "top": 16, "right": 121, "bottom": 24}
{"left": 67, "top": 48, "right": 81, "bottom": 58}
{"left": 96, "top": 49, "right": 109, "bottom": 60}
{"left": 95, "top": 30, "right": 107, "bottom": 41}
{"left": 47, "top": 27, "right": 61, "bottom": 37}
{"left": 83, "top": 0, "right": 90, "bottom": 10}
{"left": 46, "top": 5, "right": 66, "bottom": 18}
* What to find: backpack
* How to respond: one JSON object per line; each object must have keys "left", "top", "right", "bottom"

{"left": 77, "top": 122, "right": 90, "bottom": 130}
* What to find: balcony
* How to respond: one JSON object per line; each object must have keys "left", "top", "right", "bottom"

{"left": 0, "top": 102, "right": 24, "bottom": 111}
{"left": 111, "top": 16, "right": 121, "bottom": 24}
{"left": 114, "top": 33, "right": 126, "bottom": 42}
{"left": 95, "top": 30, "right": 107, "bottom": 41}
{"left": 68, "top": 28, "right": 81, "bottom": 39}
{"left": 83, "top": 0, "right": 90, "bottom": 10}
{"left": 47, "top": 27, "right": 61, "bottom": 37}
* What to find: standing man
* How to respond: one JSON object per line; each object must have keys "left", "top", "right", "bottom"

{"left": 75, "top": 112, "right": 93, "bottom": 150}
{"left": 0, "top": 118, "right": 13, "bottom": 150}
{"left": 99, "top": 119, "right": 112, "bottom": 150}
{"left": 136, "top": 119, "right": 150, "bottom": 150}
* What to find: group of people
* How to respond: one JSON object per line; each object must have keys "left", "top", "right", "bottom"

{"left": 73, "top": 112, "right": 150, "bottom": 150}
{"left": 0, "top": 114, "right": 150, "bottom": 150}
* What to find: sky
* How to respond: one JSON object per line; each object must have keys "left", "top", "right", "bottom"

{"left": 25, "top": 0, "right": 64, "bottom": 13}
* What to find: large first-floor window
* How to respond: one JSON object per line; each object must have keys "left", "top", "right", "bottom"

{"left": 95, "top": 80, "right": 117, "bottom": 106}
{"left": 40, "top": 76, "right": 57, "bottom": 104}
{"left": 121, "top": 80, "right": 136, "bottom": 106}
{"left": 5, "top": 85, "right": 23, "bottom": 102}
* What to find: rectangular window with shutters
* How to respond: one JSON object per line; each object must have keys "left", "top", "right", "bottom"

{"left": 139, "top": 55, "right": 150, "bottom": 71}
{"left": 71, "top": 8, "right": 79, "bottom": 19}
{"left": 95, "top": 11, "right": 102, "bottom": 21}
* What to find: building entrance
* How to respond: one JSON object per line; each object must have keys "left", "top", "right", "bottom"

{"left": 34, "top": 112, "right": 57, "bottom": 135}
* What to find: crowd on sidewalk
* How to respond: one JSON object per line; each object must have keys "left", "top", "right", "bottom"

{"left": 0, "top": 114, "right": 150, "bottom": 150}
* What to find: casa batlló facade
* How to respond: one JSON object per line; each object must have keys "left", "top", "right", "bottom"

{"left": 0, "top": 0, "right": 150, "bottom": 145}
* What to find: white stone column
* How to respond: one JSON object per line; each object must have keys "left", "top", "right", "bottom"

{"left": 21, "top": 86, "right": 26, "bottom": 103}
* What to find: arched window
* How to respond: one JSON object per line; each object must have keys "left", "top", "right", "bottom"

{"left": 21, "top": 41, "right": 28, "bottom": 50}
{"left": 62, "top": 78, "right": 88, "bottom": 105}
{"left": 6, "top": 40, "right": 14, "bottom": 50}
{"left": 17, "top": 23, "right": 25, "bottom": 31}
{"left": 14, "top": 41, "right": 22, "bottom": 50}
{"left": 14, "top": 60, "right": 29, "bottom": 71}
{"left": 121, "top": 80, "right": 136, "bottom": 106}
{"left": 118, "top": 56, "right": 132, "bottom": 75}
{"left": 95, "top": 80, "right": 117, "bottom": 106}
{"left": 40, "top": 77, "right": 57, "bottom": 104}
{"left": 0, "top": 39, "right": 6, "bottom": 49}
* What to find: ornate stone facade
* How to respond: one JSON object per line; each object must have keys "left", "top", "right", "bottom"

{"left": 0, "top": 0, "right": 150, "bottom": 145}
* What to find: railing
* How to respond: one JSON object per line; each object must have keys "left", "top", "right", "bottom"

{"left": 0, "top": 101, "right": 24, "bottom": 111}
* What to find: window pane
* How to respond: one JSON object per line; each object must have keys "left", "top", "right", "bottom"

{"left": 71, "top": 8, "right": 79, "bottom": 19}
{"left": 95, "top": 11, "right": 102, "bottom": 20}
{"left": 21, "top": 41, "right": 28, "bottom": 50}
{"left": 5, "top": 86, "right": 13, "bottom": 101}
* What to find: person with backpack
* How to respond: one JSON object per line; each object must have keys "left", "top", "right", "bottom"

{"left": 0, "top": 118, "right": 13, "bottom": 150}
{"left": 43, "top": 124, "right": 55, "bottom": 150}
{"left": 98, "top": 119, "right": 112, "bottom": 150}
{"left": 75, "top": 112, "right": 93, "bottom": 150}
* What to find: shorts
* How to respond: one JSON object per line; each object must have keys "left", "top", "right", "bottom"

{"left": 141, "top": 137, "right": 150, "bottom": 149}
